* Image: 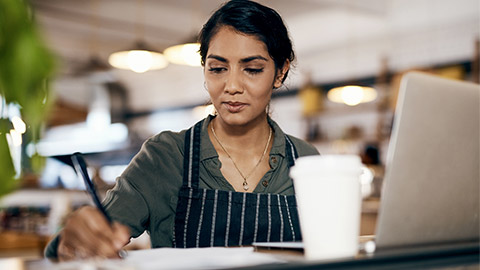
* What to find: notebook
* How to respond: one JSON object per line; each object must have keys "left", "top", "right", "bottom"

{"left": 375, "top": 71, "right": 480, "bottom": 249}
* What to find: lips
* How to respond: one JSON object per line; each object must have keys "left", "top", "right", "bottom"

{"left": 223, "top": 101, "right": 247, "bottom": 113}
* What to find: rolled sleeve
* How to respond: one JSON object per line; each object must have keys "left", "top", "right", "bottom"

{"left": 103, "top": 131, "right": 185, "bottom": 245}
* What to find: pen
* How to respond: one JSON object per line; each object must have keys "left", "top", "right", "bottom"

{"left": 71, "top": 152, "right": 113, "bottom": 223}
{"left": 71, "top": 152, "right": 127, "bottom": 258}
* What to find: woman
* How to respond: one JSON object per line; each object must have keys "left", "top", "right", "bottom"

{"left": 45, "top": 0, "right": 319, "bottom": 260}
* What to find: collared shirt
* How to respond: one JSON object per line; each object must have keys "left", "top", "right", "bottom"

{"left": 44, "top": 116, "right": 318, "bottom": 257}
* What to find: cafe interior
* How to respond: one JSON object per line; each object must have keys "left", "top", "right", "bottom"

{"left": 0, "top": 0, "right": 479, "bottom": 268}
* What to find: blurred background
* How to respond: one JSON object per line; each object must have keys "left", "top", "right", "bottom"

{"left": 0, "top": 0, "right": 478, "bottom": 259}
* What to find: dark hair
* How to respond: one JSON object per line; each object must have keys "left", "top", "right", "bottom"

{"left": 198, "top": 0, "right": 295, "bottom": 83}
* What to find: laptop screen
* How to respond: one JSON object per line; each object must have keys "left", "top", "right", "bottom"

{"left": 375, "top": 71, "right": 480, "bottom": 249}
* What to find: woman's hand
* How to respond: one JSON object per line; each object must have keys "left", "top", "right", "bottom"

{"left": 57, "top": 206, "right": 130, "bottom": 261}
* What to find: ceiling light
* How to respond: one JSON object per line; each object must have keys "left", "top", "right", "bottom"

{"left": 108, "top": 41, "right": 168, "bottom": 73}
{"left": 164, "top": 43, "right": 201, "bottom": 67}
{"left": 327, "top": 85, "right": 377, "bottom": 106}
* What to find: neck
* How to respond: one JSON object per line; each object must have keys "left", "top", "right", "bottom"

{"left": 211, "top": 114, "right": 271, "bottom": 149}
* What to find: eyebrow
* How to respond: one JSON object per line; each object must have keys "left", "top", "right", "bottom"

{"left": 240, "top": 55, "right": 268, "bottom": 63}
{"left": 207, "top": 55, "right": 227, "bottom": 62}
{"left": 206, "top": 54, "right": 268, "bottom": 63}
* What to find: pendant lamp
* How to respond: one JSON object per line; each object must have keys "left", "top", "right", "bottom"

{"left": 108, "top": 40, "right": 168, "bottom": 73}
{"left": 327, "top": 85, "right": 377, "bottom": 106}
{"left": 163, "top": 1, "right": 202, "bottom": 67}
{"left": 163, "top": 42, "right": 201, "bottom": 67}
{"left": 108, "top": 0, "right": 168, "bottom": 73}
{"left": 325, "top": 7, "right": 378, "bottom": 107}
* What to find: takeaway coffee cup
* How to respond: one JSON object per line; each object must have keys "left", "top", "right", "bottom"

{"left": 290, "top": 155, "right": 362, "bottom": 260}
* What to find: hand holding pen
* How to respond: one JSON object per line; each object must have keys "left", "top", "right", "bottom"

{"left": 56, "top": 153, "right": 130, "bottom": 261}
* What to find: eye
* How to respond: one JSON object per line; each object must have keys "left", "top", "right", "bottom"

{"left": 245, "top": 68, "right": 264, "bottom": 75}
{"left": 208, "top": 67, "right": 226, "bottom": 74}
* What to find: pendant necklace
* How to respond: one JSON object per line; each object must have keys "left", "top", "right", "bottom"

{"left": 211, "top": 123, "right": 272, "bottom": 191}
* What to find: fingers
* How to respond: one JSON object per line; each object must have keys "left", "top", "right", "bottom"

{"left": 57, "top": 206, "right": 130, "bottom": 261}
{"left": 58, "top": 239, "right": 77, "bottom": 261}
{"left": 66, "top": 213, "right": 116, "bottom": 256}
{"left": 64, "top": 207, "right": 117, "bottom": 257}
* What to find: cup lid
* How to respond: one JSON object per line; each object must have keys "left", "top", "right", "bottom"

{"left": 290, "top": 155, "right": 362, "bottom": 178}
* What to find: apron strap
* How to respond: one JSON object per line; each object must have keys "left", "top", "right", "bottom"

{"left": 284, "top": 135, "right": 298, "bottom": 167}
{"left": 183, "top": 120, "right": 203, "bottom": 188}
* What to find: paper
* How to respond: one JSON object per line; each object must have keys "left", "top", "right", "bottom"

{"left": 49, "top": 247, "right": 285, "bottom": 270}
{"left": 123, "top": 247, "right": 285, "bottom": 270}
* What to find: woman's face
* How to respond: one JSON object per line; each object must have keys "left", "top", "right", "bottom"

{"left": 204, "top": 26, "right": 288, "bottom": 128}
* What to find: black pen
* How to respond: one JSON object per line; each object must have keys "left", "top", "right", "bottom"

{"left": 71, "top": 152, "right": 127, "bottom": 258}
{"left": 71, "top": 152, "right": 113, "bottom": 223}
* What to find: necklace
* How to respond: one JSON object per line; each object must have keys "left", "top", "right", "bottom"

{"left": 211, "top": 123, "right": 272, "bottom": 191}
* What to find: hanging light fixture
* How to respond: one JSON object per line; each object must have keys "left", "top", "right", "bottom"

{"left": 109, "top": 41, "right": 168, "bottom": 73}
{"left": 163, "top": 42, "right": 201, "bottom": 67}
{"left": 325, "top": 6, "right": 378, "bottom": 107}
{"left": 73, "top": 0, "right": 111, "bottom": 76}
{"left": 108, "top": 0, "right": 168, "bottom": 73}
{"left": 327, "top": 85, "right": 377, "bottom": 106}
{"left": 163, "top": 0, "right": 202, "bottom": 67}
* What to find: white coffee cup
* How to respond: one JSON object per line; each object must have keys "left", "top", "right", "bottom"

{"left": 290, "top": 155, "right": 362, "bottom": 260}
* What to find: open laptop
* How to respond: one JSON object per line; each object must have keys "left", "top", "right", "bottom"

{"left": 253, "top": 72, "right": 479, "bottom": 255}
{"left": 375, "top": 71, "right": 480, "bottom": 250}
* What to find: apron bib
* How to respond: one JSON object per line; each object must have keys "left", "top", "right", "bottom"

{"left": 173, "top": 120, "right": 302, "bottom": 248}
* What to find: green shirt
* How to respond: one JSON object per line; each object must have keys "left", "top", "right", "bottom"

{"left": 45, "top": 116, "right": 319, "bottom": 258}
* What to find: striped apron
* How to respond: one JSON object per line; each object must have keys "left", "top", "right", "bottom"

{"left": 173, "top": 120, "right": 302, "bottom": 248}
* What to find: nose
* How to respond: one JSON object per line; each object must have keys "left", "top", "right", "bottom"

{"left": 224, "top": 70, "right": 244, "bottom": 95}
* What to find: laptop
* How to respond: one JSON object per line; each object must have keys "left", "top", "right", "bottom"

{"left": 375, "top": 71, "right": 480, "bottom": 250}
{"left": 253, "top": 72, "right": 479, "bottom": 255}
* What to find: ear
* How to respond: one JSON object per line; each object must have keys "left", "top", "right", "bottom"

{"left": 273, "top": 60, "right": 290, "bottom": 89}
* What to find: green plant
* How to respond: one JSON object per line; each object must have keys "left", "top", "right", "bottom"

{"left": 0, "top": 0, "right": 55, "bottom": 196}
